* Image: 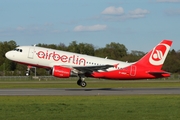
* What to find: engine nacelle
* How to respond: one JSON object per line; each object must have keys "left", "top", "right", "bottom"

{"left": 52, "top": 66, "right": 71, "bottom": 78}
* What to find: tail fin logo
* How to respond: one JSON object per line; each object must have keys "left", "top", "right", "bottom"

{"left": 152, "top": 50, "right": 164, "bottom": 61}
{"left": 149, "top": 43, "right": 170, "bottom": 66}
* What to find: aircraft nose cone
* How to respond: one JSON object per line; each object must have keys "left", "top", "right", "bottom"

{"left": 5, "top": 51, "right": 13, "bottom": 60}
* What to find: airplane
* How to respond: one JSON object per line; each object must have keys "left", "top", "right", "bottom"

{"left": 5, "top": 40, "right": 172, "bottom": 87}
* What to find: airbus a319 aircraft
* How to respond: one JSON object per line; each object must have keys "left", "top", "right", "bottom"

{"left": 5, "top": 40, "right": 172, "bottom": 87}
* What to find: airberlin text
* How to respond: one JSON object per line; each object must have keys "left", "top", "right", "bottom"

{"left": 37, "top": 51, "right": 86, "bottom": 66}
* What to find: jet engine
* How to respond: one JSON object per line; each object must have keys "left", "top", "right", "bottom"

{"left": 52, "top": 66, "right": 72, "bottom": 78}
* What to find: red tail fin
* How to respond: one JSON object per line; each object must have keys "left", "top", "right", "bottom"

{"left": 135, "top": 40, "right": 173, "bottom": 70}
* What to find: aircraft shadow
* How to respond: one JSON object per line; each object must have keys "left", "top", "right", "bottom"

{"left": 64, "top": 88, "right": 180, "bottom": 91}
{"left": 65, "top": 88, "right": 117, "bottom": 91}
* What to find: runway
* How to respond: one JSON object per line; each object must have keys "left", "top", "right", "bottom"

{"left": 0, "top": 88, "right": 180, "bottom": 96}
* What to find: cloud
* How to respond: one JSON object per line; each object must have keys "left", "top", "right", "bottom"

{"left": 44, "top": 22, "right": 53, "bottom": 26}
{"left": 128, "top": 8, "right": 150, "bottom": 18}
{"left": 100, "top": 7, "right": 149, "bottom": 21}
{"left": 156, "top": 0, "right": 180, "bottom": 2}
{"left": 74, "top": 24, "right": 107, "bottom": 32}
{"left": 165, "top": 8, "right": 180, "bottom": 15}
{"left": 16, "top": 26, "right": 26, "bottom": 31}
{"left": 15, "top": 24, "right": 48, "bottom": 33}
{"left": 0, "top": 22, "right": 65, "bottom": 37}
{"left": 102, "top": 6, "right": 124, "bottom": 15}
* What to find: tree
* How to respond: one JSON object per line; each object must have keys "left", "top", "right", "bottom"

{"left": 163, "top": 49, "right": 180, "bottom": 73}
{"left": 78, "top": 43, "right": 95, "bottom": 55}
{"left": 67, "top": 41, "right": 79, "bottom": 53}
{"left": 95, "top": 42, "right": 127, "bottom": 60}
{"left": 121, "top": 50, "right": 145, "bottom": 62}
{"left": 57, "top": 43, "right": 67, "bottom": 51}
{"left": 0, "top": 40, "right": 17, "bottom": 72}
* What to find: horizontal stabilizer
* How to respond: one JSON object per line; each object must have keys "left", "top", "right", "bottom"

{"left": 148, "top": 71, "right": 171, "bottom": 75}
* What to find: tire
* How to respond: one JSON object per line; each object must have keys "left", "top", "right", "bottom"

{"left": 80, "top": 81, "right": 87, "bottom": 87}
{"left": 77, "top": 79, "right": 81, "bottom": 86}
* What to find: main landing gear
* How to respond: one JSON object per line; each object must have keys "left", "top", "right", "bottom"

{"left": 77, "top": 76, "right": 87, "bottom": 87}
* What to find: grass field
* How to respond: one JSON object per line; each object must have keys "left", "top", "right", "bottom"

{"left": 0, "top": 78, "right": 180, "bottom": 120}
{"left": 0, "top": 95, "right": 180, "bottom": 120}
{"left": 0, "top": 78, "right": 180, "bottom": 88}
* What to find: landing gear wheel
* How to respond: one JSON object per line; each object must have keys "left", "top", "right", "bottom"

{"left": 77, "top": 75, "right": 87, "bottom": 87}
{"left": 80, "top": 81, "right": 87, "bottom": 87}
{"left": 77, "top": 79, "right": 87, "bottom": 87}
{"left": 77, "top": 79, "right": 81, "bottom": 86}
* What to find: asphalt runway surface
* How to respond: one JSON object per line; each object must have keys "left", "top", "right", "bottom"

{"left": 0, "top": 88, "right": 180, "bottom": 96}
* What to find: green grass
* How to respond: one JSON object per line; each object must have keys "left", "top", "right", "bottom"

{"left": 0, "top": 78, "right": 180, "bottom": 88}
{"left": 0, "top": 95, "right": 180, "bottom": 120}
{"left": 0, "top": 79, "right": 179, "bottom": 120}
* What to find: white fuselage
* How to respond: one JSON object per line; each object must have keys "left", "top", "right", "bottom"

{"left": 6, "top": 46, "right": 133, "bottom": 71}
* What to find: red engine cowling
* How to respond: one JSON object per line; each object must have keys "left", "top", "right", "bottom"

{"left": 52, "top": 66, "right": 71, "bottom": 78}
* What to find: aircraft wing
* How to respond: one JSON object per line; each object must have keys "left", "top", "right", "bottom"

{"left": 73, "top": 65, "right": 114, "bottom": 73}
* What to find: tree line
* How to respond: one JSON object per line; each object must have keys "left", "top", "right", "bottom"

{"left": 0, "top": 40, "right": 180, "bottom": 76}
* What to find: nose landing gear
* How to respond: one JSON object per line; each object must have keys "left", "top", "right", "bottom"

{"left": 25, "top": 67, "right": 30, "bottom": 76}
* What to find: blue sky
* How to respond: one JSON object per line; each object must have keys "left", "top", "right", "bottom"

{"left": 0, "top": 0, "right": 180, "bottom": 52}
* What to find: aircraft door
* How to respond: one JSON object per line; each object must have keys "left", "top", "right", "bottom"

{"left": 130, "top": 65, "right": 136, "bottom": 76}
{"left": 28, "top": 47, "right": 35, "bottom": 59}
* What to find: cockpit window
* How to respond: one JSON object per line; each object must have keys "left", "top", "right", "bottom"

{"left": 14, "top": 48, "right": 23, "bottom": 52}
